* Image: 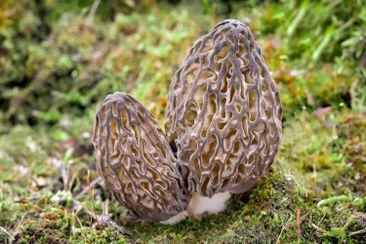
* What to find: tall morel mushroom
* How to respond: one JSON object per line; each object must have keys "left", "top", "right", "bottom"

{"left": 165, "top": 19, "right": 282, "bottom": 217}
{"left": 93, "top": 92, "right": 190, "bottom": 223}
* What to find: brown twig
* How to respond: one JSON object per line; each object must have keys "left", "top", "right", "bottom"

{"left": 72, "top": 198, "right": 130, "bottom": 236}
{"left": 276, "top": 215, "right": 292, "bottom": 244}
{"left": 73, "top": 174, "right": 130, "bottom": 236}
{"left": 349, "top": 228, "right": 366, "bottom": 236}
{"left": 58, "top": 158, "right": 129, "bottom": 236}
{"left": 76, "top": 176, "right": 103, "bottom": 199}
{"left": 296, "top": 209, "right": 301, "bottom": 242}
{"left": 86, "top": 0, "right": 101, "bottom": 25}
{"left": 0, "top": 226, "right": 15, "bottom": 241}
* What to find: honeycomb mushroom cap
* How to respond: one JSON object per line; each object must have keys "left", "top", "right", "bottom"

{"left": 165, "top": 19, "right": 282, "bottom": 197}
{"left": 93, "top": 92, "right": 190, "bottom": 222}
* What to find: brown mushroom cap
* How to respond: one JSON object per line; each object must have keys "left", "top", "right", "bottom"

{"left": 165, "top": 19, "right": 282, "bottom": 197}
{"left": 93, "top": 92, "right": 190, "bottom": 222}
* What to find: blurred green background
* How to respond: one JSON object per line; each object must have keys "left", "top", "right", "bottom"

{"left": 0, "top": 0, "right": 365, "bottom": 243}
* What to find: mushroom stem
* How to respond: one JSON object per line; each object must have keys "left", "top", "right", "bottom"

{"left": 160, "top": 211, "right": 188, "bottom": 225}
{"left": 186, "top": 192, "right": 231, "bottom": 220}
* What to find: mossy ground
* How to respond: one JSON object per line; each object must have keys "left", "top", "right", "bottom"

{"left": 0, "top": 0, "right": 365, "bottom": 243}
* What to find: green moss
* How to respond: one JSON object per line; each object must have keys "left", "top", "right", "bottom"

{"left": 1, "top": 0, "right": 365, "bottom": 243}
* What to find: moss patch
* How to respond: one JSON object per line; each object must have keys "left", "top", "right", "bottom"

{"left": 1, "top": 0, "right": 365, "bottom": 243}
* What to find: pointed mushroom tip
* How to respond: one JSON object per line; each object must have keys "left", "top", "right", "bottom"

{"left": 214, "top": 19, "right": 249, "bottom": 28}
{"left": 99, "top": 91, "right": 137, "bottom": 109}
{"left": 105, "top": 91, "right": 128, "bottom": 100}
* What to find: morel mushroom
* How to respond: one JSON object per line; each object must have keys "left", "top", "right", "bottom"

{"left": 93, "top": 92, "right": 190, "bottom": 222}
{"left": 165, "top": 19, "right": 282, "bottom": 216}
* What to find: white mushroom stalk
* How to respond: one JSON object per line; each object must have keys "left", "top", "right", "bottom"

{"left": 187, "top": 192, "right": 231, "bottom": 219}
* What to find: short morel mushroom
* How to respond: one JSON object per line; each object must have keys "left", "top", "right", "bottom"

{"left": 92, "top": 92, "right": 190, "bottom": 223}
{"left": 165, "top": 19, "right": 282, "bottom": 217}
